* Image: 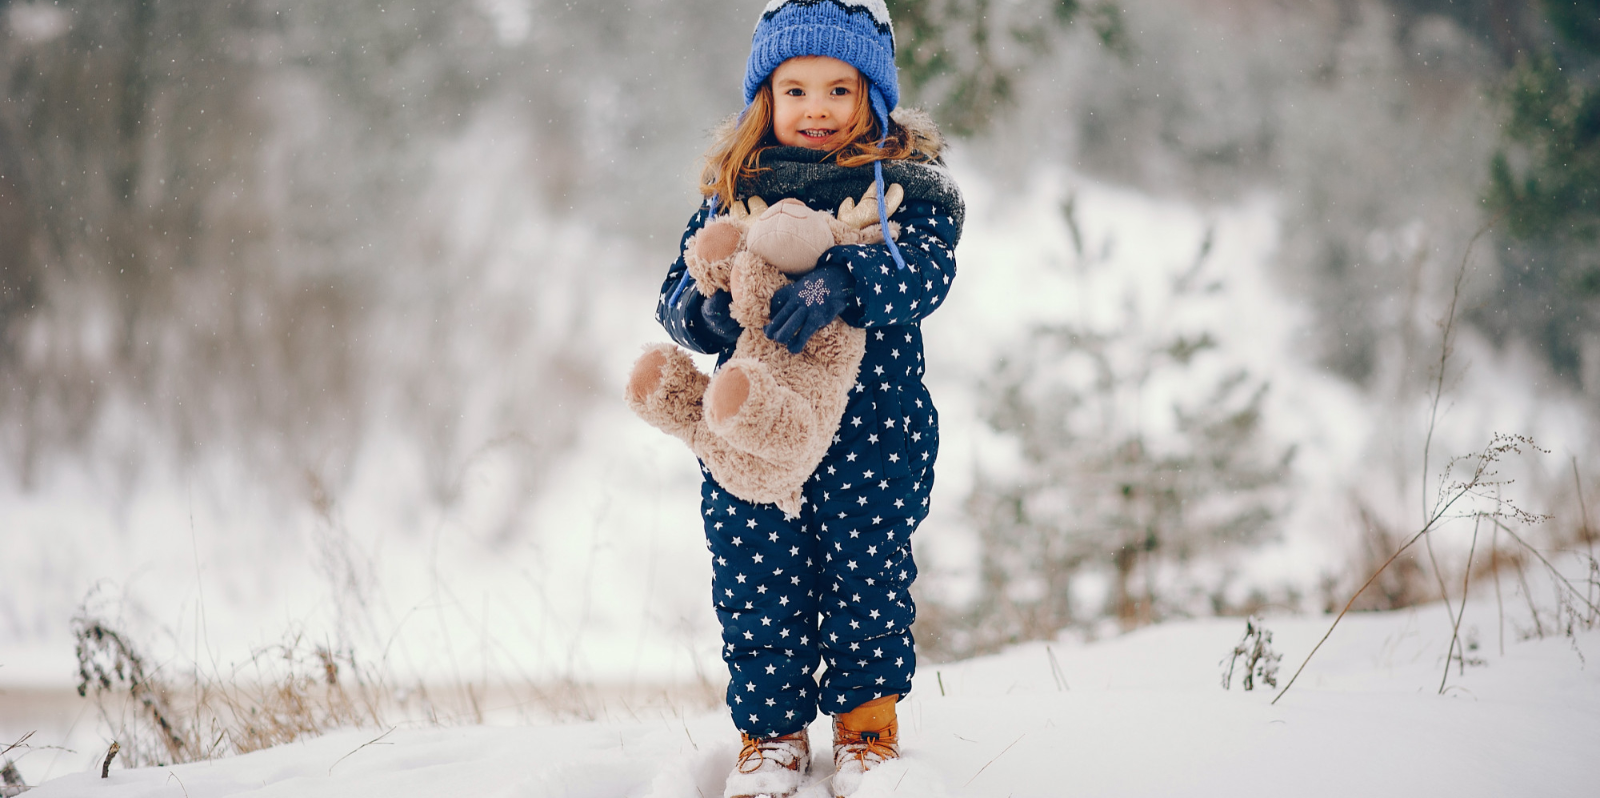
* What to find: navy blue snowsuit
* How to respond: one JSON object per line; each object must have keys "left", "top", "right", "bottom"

{"left": 655, "top": 145, "right": 962, "bottom": 738}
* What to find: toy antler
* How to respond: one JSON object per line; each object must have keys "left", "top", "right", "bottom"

{"left": 837, "top": 183, "right": 903, "bottom": 229}
{"left": 729, "top": 196, "right": 770, "bottom": 221}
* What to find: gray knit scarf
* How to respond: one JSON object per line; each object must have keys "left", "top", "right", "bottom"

{"left": 740, "top": 146, "right": 966, "bottom": 243}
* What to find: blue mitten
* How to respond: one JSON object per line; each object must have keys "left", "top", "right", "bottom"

{"left": 764, "top": 265, "right": 854, "bottom": 355}
{"left": 697, "top": 289, "right": 742, "bottom": 345}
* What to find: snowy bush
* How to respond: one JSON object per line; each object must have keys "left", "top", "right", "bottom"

{"left": 1221, "top": 616, "right": 1281, "bottom": 691}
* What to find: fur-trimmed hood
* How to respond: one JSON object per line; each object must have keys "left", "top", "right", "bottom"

{"left": 736, "top": 108, "right": 966, "bottom": 241}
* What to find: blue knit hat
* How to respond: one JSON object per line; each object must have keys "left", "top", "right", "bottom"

{"left": 745, "top": 0, "right": 899, "bottom": 130}
{"left": 741, "top": 0, "right": 909, "bottom": 269}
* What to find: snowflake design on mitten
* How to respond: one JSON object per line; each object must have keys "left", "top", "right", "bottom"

{"left": 800, "top": 279, "right": 830, "bottom": 307}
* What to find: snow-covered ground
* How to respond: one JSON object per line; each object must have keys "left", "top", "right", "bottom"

{"left": 15, "top": 601, "right": 1598, "bottom": 797}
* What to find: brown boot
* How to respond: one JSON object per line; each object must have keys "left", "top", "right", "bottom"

{"left": 831, "top": 696, "right": 899, "bottom": 797}
{"left": 725, "top": 728, "right": 810, "bottom": 798}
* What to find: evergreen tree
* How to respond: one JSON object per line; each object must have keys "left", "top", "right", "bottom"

{"left": 1481, "top": 1, "right": 1600, "bottom": 388}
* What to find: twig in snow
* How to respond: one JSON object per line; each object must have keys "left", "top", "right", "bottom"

{"left": 1275, "top": 525, "right": 1432, "bottom": 705}
{"left": 1423, "top": 529, "right": 1459, "bottom": 632}
{"left": 328, "top": 727, "right": 396, "bottom": 776}
{"left": 1513, "top": 548, "right": 1546, "bottom": 638}
{"left": 101, "top": 741, "right": 119, "bottom": 778}
{"left": 681, "top": 717, "right": 698, "bottom": 751}
{"left": 1046, "top": 647, "right": 1069, "bottom": 691}
{"left": 1440, "top": 516, "right": 1481, "bottom": 694}
{"left": 963, "top": 734, "right": 1025, "bottom": 787}
{"left": 1493, "top": 523, "right": 1505, "bottom": 656}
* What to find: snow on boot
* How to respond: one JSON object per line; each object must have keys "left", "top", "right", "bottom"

{"left": 831, "top": 696, "right": 899, "bottom": 798}
{"left": 725, "top": 728, "right": 811, "bottom": 798}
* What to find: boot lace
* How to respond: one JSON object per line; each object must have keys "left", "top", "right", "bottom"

{"left": 737, "top": 731, "right": 807, "bottom": 774}
{"left": 835, "top": 725, "right": 898, "bottom": 767}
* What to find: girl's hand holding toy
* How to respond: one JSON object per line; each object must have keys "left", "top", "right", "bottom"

{"left": 765, "top": 265, "right": 855, "bottom": 355}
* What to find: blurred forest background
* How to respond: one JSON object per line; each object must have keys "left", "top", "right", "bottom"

{"left": 2, "top": 0, "right": 1598, "bottom": 705}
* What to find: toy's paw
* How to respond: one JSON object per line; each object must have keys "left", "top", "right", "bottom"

{"left": 703, "top": 360, "right": 816, "bottom": 464}
{"left": 626, "top": 346, "right": 671, "bottom": 406}
{"left": 692, "top": 217, "right": 743, "bottom": 263}
{"left": 687, "top": 218, "right": 742, "bottom": 293}
{"left": 626, "top": 344, "right": 709, "bottom": 439}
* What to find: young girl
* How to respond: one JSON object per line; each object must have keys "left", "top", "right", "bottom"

{"left": 654, "top": 3, "right": 963, "bottom": 796}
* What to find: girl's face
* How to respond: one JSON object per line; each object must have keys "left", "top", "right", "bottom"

{"left": 770, "top": 56, "right": 862, "bottom": 150}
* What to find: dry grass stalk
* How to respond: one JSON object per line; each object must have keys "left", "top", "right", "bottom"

{"left": 1273, "top": 213, "right": 1568, "bottom": 704}
{"left": 1273, "top": 433, "right": 1549, "bottom": 705}
{"left": 1046, "top": 646, "right": 1069, "bottom": 692}
{"left": 1490, "top": 520, "right": 1600, "bottom": 621}
{"left": 0, "top": 728, "right": 77, "bottom": 794}
{"left": 1439, "top": 516, "right": 1482, "bottom": 694}
{"left": 74, "top": 613, "right": 393, "bottom": 769}
{"left": 1492, "top": 522, "right": 1506, "bottom": 655}
{"left": 327, "top": 727, "right": 396, "bottom": 776}
{"left": 962, "top": 733, "right": 1026, "bottom": 788}
{"left": 0, "top": 732, "right": 32, "bottom": 762}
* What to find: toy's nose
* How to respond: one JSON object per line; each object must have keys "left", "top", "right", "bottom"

{"left": 760, "top": 198, "right": 810, "bottom": 221}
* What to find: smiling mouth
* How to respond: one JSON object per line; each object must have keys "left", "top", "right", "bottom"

{"left": 800, "top": 129, "right": 836, "bottom": 140}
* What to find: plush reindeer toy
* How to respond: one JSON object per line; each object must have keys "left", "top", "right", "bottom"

{"left": 626, "top": 185, "right": 903, "bottom": 516}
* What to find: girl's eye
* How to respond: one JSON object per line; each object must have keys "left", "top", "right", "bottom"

{"left": 785, "top": 88, "right": 805, "bottom": 97}
{"left": 831, "top": 86, "right": 851, "bottom": 96}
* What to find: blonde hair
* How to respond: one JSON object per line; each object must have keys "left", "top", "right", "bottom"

{"left": 699, "top": 75, "right": 930, "bottom": 211}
